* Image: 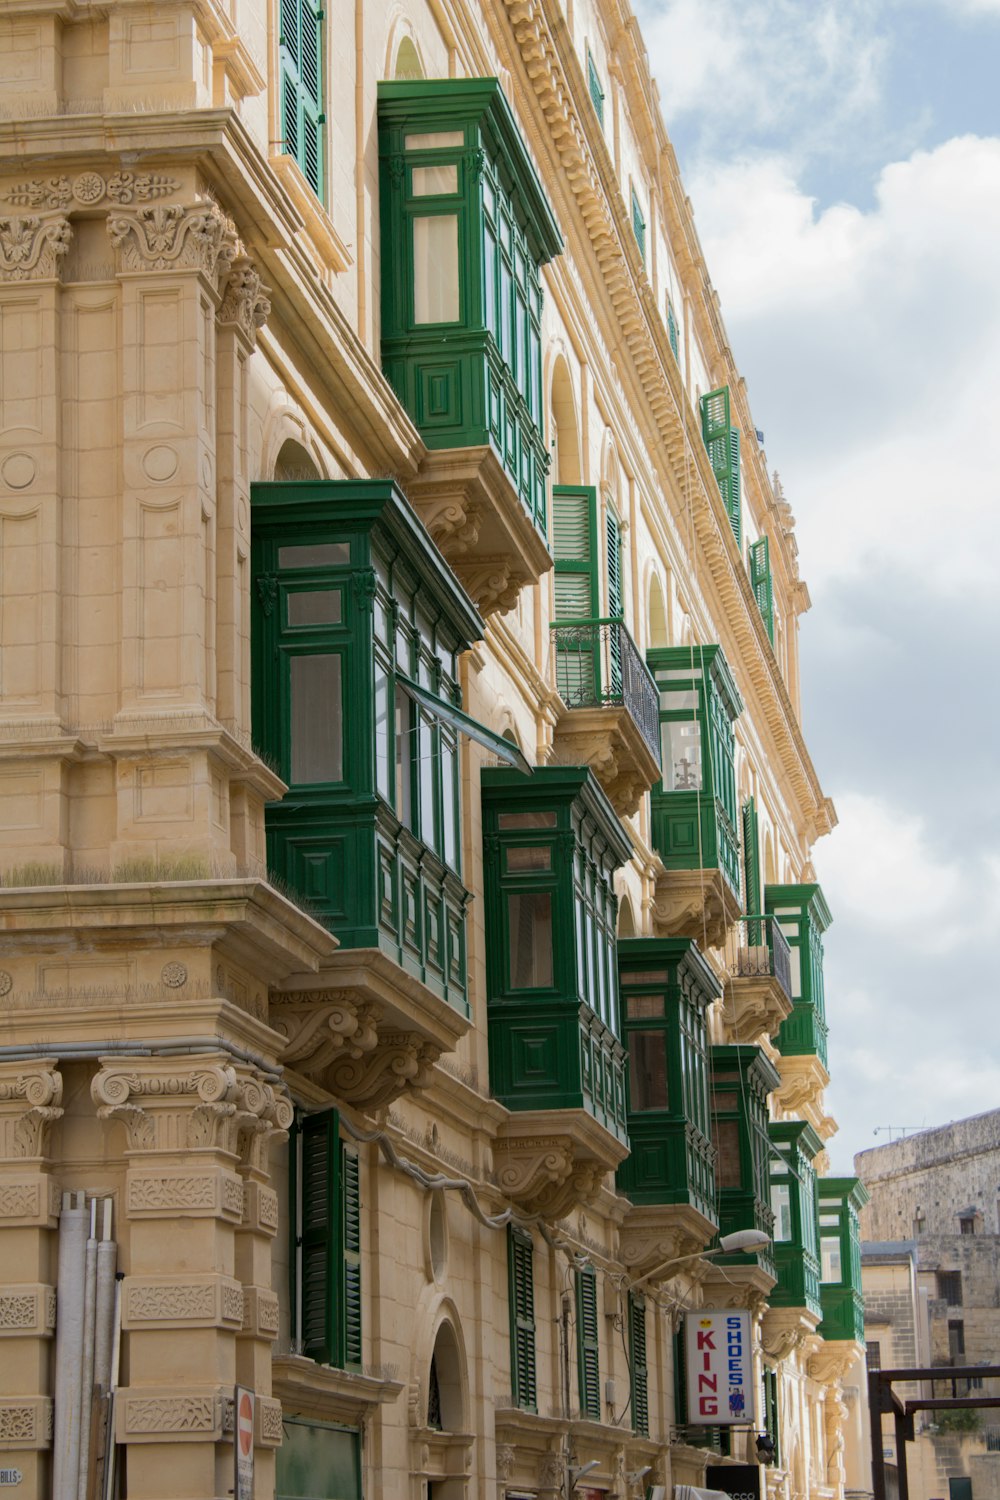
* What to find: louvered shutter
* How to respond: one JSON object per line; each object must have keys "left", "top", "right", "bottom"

{"left": 508, "top": 1227, "right": 537, "bottom": 1410}
{"left": 552, "top": 485, "right": 598, "bottom": 704}
{"left": 631, "top": 189, "right": 646, "bottom": 263}
{"left": 727, "top": 426, "right": 742, "bottom": 548}
{"left": 280, "top": 0, "right": 325, "bottom": 199}
{"left": 587, "top": 50, "right": 605, "bottom": 128}
{"left": 341, "top": 1143, "right": 362, "bottom": 1368}
{"left": 667, "top": 300, "right": 679, "bottom": 360}
{"left": 300, "top": 1109, "right": 338, "bottom": 1364}
{"left": 701, "top": 387, "right": 742, "bottom": 544}
{"left": 742, "top": 797, "right": 762, "bottom": 945}
{"left": 576, "top": 1266, "right": 601, "bottom": 1419}
{"left": 606, "top": 505, "right": 623, "bottom": 693}
{"left": 749, "top": 536, "right": 775, "bottom": 644}
{"left": 629, "top": 1292, "right": 649, "bottom": 1437}
{"left": 673, "top": 1324, "right": 687, "bottom": 1425}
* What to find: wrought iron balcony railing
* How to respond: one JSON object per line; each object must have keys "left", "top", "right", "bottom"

{"left": 551, "top": 617, "right": 660, "bottom": 765}
{"left": 725, "top": 914, "right": 792, "bottom": 1001}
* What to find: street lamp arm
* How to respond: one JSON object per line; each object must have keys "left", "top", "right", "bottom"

{"left": 628, "top": 1229, "right": 771, "bottom": 1293}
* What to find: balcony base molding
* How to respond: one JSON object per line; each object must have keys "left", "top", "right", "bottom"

{"left": 761, "top": 1305, "right": 822, "bottom": 1364}
{"left": 550, "top": 705, "right": 660, "bottom": 818}
{"left": 491, "top": 1109, "right": 628, "bottom": 1219}
{"left": 271, "top": 1354, "right": 403, "bottom": 1427}
{"left": 699, "top": 1261, "right": 776, "bottom": 1317}
{"left": 808, "top": 1341, "right": 863, "bottom": 1386}
{"left": 652, "top": 866, "right": 742, "bottom": 949}
{"left": 405, "top": 444, "right": 551, "bottom": 617}
{"left": 271, "top": 948, "right": 471, "bottom": 1111}
{"left": 618, "top": 1202, "right": 717, "bottom": 1279}
{"left": 774, "top": 1054, "right": 834, "bottom": 1140}
{"left": 717, "top": 973, "right": 793, "bottom": 1046}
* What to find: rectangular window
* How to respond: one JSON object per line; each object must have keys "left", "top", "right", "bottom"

{"left": 411, "top": 164, "right": 458, "bottom": 196}
{"left": 587, "top": 49, "right": 605, "bottom": 128}
{"left": 631, "top": 188, "right": 646, "bottom": 263}
{"left": 715, "top": 1119, "right": 741, "bottom": 1188}
{"left": 279, "top": 542, "right": 350, "bottom": 570}
{"left": 507, "top": 892, "right": 554, "bottom": 988}
{"left": 821, "top": 1235, "right": 842, "bottom": 1283}
{"left": 412, "top": 215, "right": 460, "bottom": 323}
{"left": 287, "top": 589, "right": 342, "bottom": 627}
{"left": 666, "top": 298, "right": 679, "bottom": 359}
{"left": 629, "top": 1293, "right": 649, "bottom": 1438}
{"left": 404, "top": 130, "right": 464, "bottom": 151}
{"left": 628, "top": 1030, "right": 668, "bottom": 1111}
{"left": 280, "top": 0, "right": 325, "bottom": 199}
{"left": 508, "top": 1227, "right": 537, "bottom": 1410}
{"left": 771, "top": 1182, "right": 792, "bottom": 1242}
{"left": 506, "top": 846, "right": 552, "bottom": 872}
{"left": 938, "top": 1271, "right": 962, "bottom": 1306}
{"left": 290, "top": 654, "right": 342, "bottom": 784}
{"left": 576, "top": 1266, "right": 601, "bottom": 1420}
{"left": 662, "top": 719, "right": 702, "bottom": 791}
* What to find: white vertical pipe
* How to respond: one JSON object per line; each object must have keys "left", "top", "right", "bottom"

{"left": 53, "top": 1192, "right": 89, "bottom": 1500}
{"left": 77, "top": 1200, "right": 99, "bottom": 1500}
{"left": 93, "top": 1203, "right": 116, "bottom": 1396}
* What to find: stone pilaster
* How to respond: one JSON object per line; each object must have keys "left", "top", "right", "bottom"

{"left": 90, "top": 1054, "right": 287, "bottom": 1500}
{"left": 0, "top": 1060, "right": 63, "bottom": 1497}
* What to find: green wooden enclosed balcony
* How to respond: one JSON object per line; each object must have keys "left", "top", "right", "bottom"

{"left": 616, "top": 938, "right": 719, "bottom": 1271}
{"left": 251, "top": 480, "right": 482, "bottom": 1023}
{"left": 709, "top": 1044, "right": 778, "bottom": 1280}
{"left": 768, "top": 1120, "right": 822, "bottom": 1319}
{"left": 647, "top": 646, "right": 743, "bottom": 946}
{"left": 765, "top": 883, "right": 831, "bottom": 1068}
{"left": 378, "top": 79, "right": 562, "bottom": 616}
{"left": 483, "top": 767, "right": 632, "bottom": 1215}
{"left": 818, "top": 1177, "right": 869, "bottom": 1345}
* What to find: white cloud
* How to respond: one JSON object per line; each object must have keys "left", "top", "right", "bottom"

{"left": 636, "top": 0, "right": 887, "bottom": 153}
{"left": 815, "top": 791, "right": 1000, "bottom": 953}
{"left": 685, "top": 136, "right": 1000, "bottom": 599}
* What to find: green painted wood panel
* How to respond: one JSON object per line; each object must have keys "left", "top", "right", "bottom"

{"left": 629, "top": 1293, "right": 649, "bottom": 1437}
{"left": 509, "top": 1227, "right": 537, "bottom": 1411}
{"left": 576, "top": 1266, "right": 601, "bottom": 1420}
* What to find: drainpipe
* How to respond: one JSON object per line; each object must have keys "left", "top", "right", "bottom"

{"left": 53, "top": 1192, "right": 88, "bottom": 1500}
{"left": 93, "top": 1202, "right": 118, "bottom": 1500}
{"left": 77, "top": 1199, "right": 99, "bottom": 1500}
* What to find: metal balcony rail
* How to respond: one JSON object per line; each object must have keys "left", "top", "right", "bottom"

{"left": 550, "top": 617, "right": 660, "bottom": 765}
{"left": 724, "top": 914, "right": 792, "bottom": 1001}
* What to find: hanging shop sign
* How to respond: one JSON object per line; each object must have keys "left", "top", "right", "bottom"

{"left": 685, "top": 1310, "right": 755, "bottom": 1425}
{"left": 706, "top": 1465, "right": 763, "bottom": 1500}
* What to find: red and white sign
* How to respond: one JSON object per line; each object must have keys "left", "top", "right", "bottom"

{"left": 235, "top": 1386, "right": 255, "bottom": 1500}
{"left": 685, "top": 1310, "right": 755, "bottom": 1425}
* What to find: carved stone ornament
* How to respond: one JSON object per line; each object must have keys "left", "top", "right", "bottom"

{"left": 107, "top": 202, "right": 237, "bottom": 286}
{"left": 272, "top": 991, "right": 442, "bottom": 1109}
{"left": 0, "top": 1061, "right": 63, "bottom": 1162}
{"left": 808, "top": 1343, "right": 859, "bottom": 1386}
{"left": 493, "top": 1135, "right": 606, "bottom": 1219}
{"left": 538, "top": 1450, "right": 565, "bottom": 1489}
{"left": 0, "top": 1395, "right": 54, "bottom": 1448}
{"left": 496, "top": 1443, "right": 515, "bottom": 1480}
{"left": 218, "top": 255, "right": 271, "bottom": 345}
{"left": 325, "top": 1032, "right": 441, "bottom": 1110}
{"left": 0, "top": 214, "right": 71, "bottom": 283}
{"left": 91, "top": 1055, "right": 293, "bottom": 1160}
{"left": 5, "top": 171, "right": 179, "bottom": 209}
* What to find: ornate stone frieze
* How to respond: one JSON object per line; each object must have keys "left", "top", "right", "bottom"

{"left": 497, "top": 1444, "right": 515, "bottom": 1480}
{"left": 4, "top": 172, "right": 179, "bottom": 209}
{"left": 117, "top": 1390, "right": 223, "bottom": 1442}
{"left": 0, "top": 1175, "right": 61, "bottom": 1226}
{"left": 257, "top": 1396, "right": 284, "bottom": 1446}
{"left": 0, "top": 215, "right": 71, "bottom": 283}
{"left": 123, "top": 1276, "right": 244, "bottom": 1329}
{"left": 0, "top": 1395, "right": 53, "bottom": 1449}
{"left": 241, "top": 1285, "right": 280, "bottom": 1339}
{"left": 0, "top": 1284, "right": 56, "bottom": 1338}
{"left": 218, "top": 255, "right": 271, "bottom": 345}
{"left": 0, "top": 1061, "right": 63, "bottom": 1162}
{"left": 107, "top": 202, "right": 237, "bottom": 286}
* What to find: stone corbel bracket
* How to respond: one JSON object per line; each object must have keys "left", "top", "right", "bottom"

{"left": 492, "top": 1133, "right": 609, "bottom": 1220}
{"left": 617, "top": 1202, "right": 716, "bottom": 1279}
{"left": 0, "top": 1060, "right": 63, "bottom": 1162}
{"left": 271, "top": 991, "right": 441, "bottom": 1112}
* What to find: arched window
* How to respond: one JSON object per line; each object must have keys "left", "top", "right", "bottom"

{"left": 549, "top": 355, "right": 581, "bottom": 485}
{"left": 427, "top": 1321, "right": 464, "bottom": 1433}
{"left": 647, "top": 573, "right": 668, "bottom": 648}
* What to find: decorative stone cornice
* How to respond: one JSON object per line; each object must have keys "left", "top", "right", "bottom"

{"left": 4, "top": 171, "right": 180, "bottom": 210}
{"left": 107, "top": 202, "right": 237, "bottom": 287}
{"left": 0, "top": 214, "right": 71, "bottom": 282}
{"left": 91, "top": 1056, "right": 292, "bottom": 1159}
{"left": 0, "top": 1060, "right": 63, "bottom": 1162}
{"left": 617, "top": 1202, "right": 716, "bottom": 1278}
{"left": 651, "top": 864, "right": 742, "bottom": 949}
{"left": 492, "top": 1111, "right": 627, "bottom": 1219}
{"left": 271, "top": 991, "right": 380, "bottom": 1074}
{"left": 325, "top": 1033, "right": 442, "bottom": 1110}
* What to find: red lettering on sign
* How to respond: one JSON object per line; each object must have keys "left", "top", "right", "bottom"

{"left": 697, "top": 1374, "right": 718, "bottom": 1393}
{"left": 699, "top": 1398, "right": 719, "bottom": 1415}
{"left": 696, "top": 1331, "right": 716, "bottom": 1350}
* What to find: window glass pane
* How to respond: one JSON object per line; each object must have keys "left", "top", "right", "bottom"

{"left": 659, "top": 689, "right": 699, "bottom": 710}
{"left": 787, "top": 945, "right": 802, "bottom": 999}
{"left": 821, "top": 1236, "right": 842, "bottom": 1282}
{"left": 628, "top": 1031, "right": 668, "bottom": 1111}
{"left": 413, "top": 216, "right": 460, "bottom": 324}
{"left": 506, "top": 846, "right": 552, "bottom": 872}
{"left": 290, "top": 655, "right": 342, "bottom": 783}
{"left": 771, "top": 1183, "right": 792, "bottom": 1242}
{"left": 374, "top": 664, "right": 390, "bottom": 800}
{"left": 412, "top": 164, "right": 458, "bottom": 196}
{"left": 442, "top": 735, "right": 458, "bottom": 870}
{"left": 278, "top": 542, "right": 350, "bottom": 569}
{"left": 715, "top": 1119, "right": 741, "bottom": 1188}
{"left": 287, "top": 590, "right": 342, "bottom": 627}
{"left": 499, "top": 811, "right": 557, "bottom": 830}
{"left": 420, "top": 711, "right": 435, "bottom": 846}
{"left": 712, "top": 1091, "right": 738, "bottom": 1111}
{"left": 508, "top": 892, "right": 554, "bottom": 989}
{"left": 405, "top": 130, "right": 464, "bottom": 150}
{"left": 622, "top": 970, "right": 669, "bottom": 985}
{"left": 395, "top": 685, "right": 412, "bottom": 826}
{"left": 662, "top": 720, "right": 701, "bottom": 790}
{"left": 626, "top": 995, "right": 665, "bottom": 1020}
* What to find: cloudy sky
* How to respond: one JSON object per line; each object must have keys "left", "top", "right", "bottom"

{"left": 635, "top": 0, "right": 1000, "bottom": 1169}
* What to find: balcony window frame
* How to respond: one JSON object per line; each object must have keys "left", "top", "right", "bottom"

{"left": 710, "top": 1044, "right": 779, "bottom": 1273}
{"left": 765, "top": 882, "right": 831, "bottom": 1066}
{"left": 816, "top": 1176, "right": 869, "bottom": 1343}
{"left": 768, "top": 1120, "right": 823, "bottom": 1317}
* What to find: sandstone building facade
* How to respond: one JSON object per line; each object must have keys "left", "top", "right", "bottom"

{"left": 0, "top": 0, "right": 860, "bottom": 1495}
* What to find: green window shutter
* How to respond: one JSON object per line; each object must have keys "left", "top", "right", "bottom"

{"left": 576, "top": 1266, "right": 601, "bottom": 1419}
{"left": 631, "top": 189, "right": 646, "bottom": 263}
{"left": 300, "top": 1109, "right": 339, "bottom": 1365}
{"left": 552, "top": 485, "right": 599, "bottom": 620}
{"left": 742, "top": 796, "right": 761, "bottom": 917}
{"left": 508, "top": 1227, "right": 537, "bottom": 1410}
{"left": 727, "top": 426, "right": 742, "bottom": 548}
{"left": 749, "top": 536, "right": 775, "bottom": 644}
{"left": 629, "top": 1292, "right": 649, "bottom": 1437}
{"left": 667, "top": 299, "right": 679, "bottom": 360}
{"left": 587, "top": 50, "right": 605, "bottom": 128}
{"left": 341, "top": 1143, "right": 362, "bottom": 1368}
{"left": 606, "top": 505, "right": 623, "bottom": 620}
{"left": 673, "top": 1324, "right": 687, "bottom": 1426}
{"left": 280, "top": 0, "right": 325, "bottom": 200}
{"left": 700, "top": 387, "right": 741, "bottom": 544}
